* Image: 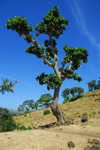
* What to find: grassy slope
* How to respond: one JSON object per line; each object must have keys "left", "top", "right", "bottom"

{"left": 12, "top": 90, "right": 100, "bottom": 130}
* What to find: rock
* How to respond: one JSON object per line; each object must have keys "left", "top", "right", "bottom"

{"left": 84, "top": 145, "right": 100, "bottom": 150}
{"left": 91, "top": 139, "right": 99, "bottom": 144}
{"left": 32, "top": 121, "right": 74, "bottom": 130}
{"left": 91, "top": 145, "right": 100, "bottom": 150}
{"left": 81, "top": 116, "right": 88, "bottom": 123}
{"left": 78, "top": 115, "right": 81, "bottom": 118}
{"left": 84, "top": 146, "right": 92, "bottom": 150}
{"left": 68, "top": 141, "right": 75, "bottom": 147}
{"left": 72, "top": 118, "right": 75, "bottom": 121}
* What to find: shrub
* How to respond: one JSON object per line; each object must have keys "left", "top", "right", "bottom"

{"left": 82, "top": 113, "right": 88, "bottom": 117}
{"left": 43, "top": 110, "right": 51, "bottom": 115}
{"left": 0, "top": 107, "right": 17, "bottom": 132}
{"left": 18, "top": 125, "right": 27, "bottom": 131}
{"left": 26, "top": 126, "right": 32, "bottom": 130}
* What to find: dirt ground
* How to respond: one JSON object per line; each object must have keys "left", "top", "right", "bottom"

{"left": 0, "top": 118, "right": 100, "bottom": 150}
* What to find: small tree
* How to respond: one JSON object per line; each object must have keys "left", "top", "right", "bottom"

{"left": 0, "top": 78, "right": 17, "bottom": 94}
{"left": 96, "top": 80, "right": 100, "bottom": 90}
{"left": 19, "top": 94, "right": 53, "bottom": 112}
{"left": 87, "top": 77, "right": 100, "bottom": 91}
{"left": 17, "top": 104, "right": 25, "bottom": 114}
{"left": 19, "top": 99, "right": 38, "bottom": 112}
{"left": 36, "top": 94, "right": 53, "bottom": 108}
{"left": 5, "top": 5, "right": 89, "bottom": 123}
{"left": 61, "top": 88, "right": 71, "bottom": 99}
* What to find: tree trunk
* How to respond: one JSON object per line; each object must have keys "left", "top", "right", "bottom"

{"left": 51, "top": 86, "right": 68, "bottom": 123}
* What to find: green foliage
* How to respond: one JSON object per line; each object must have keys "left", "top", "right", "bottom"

{"left": 0, "top": 78, "right": 17, "bottom": 94}
{"left": 5, "top": 5, "right": 89, "bottom": 117}
{"left": 22, "top": 100, "right": 35, "bottom": 111}
{"left": 87, "top": 77, "right": 100, "bottom": 91}
{"left": 63, "top": 45, "right": 88, "bottom": 65}
{"left": 36, "top": 72, "right": 62, "bottom": 90}
{"left": 25, "top": 44, "right": 46, "bottom": 58}
{"left": 82, "top": 113, "right": 88, "bottom": 117}
{"left": 17, "top": 104, "right": 25, "bottom": 113}
{"left": 18, "top": 99, "right": 39, "bottom": 113}
{"left": 35, "top": 5, "right": 69, "bottom": 39}
{"left": 15, "top": 123, "right": 32, "bottom": 131}
{"left": 36, "top": 94, "right": 53, "bottom": 109}
{"left": 43, "top": 39, "right": 59, "bottom": 63}
{"left": 43, "top": 110, "right": 51, "bottom": 115}
{"left": 18, "top": 125, "right": 27, "bottom": 131}
{"left": 62, "top": 96, "right": 69, "bottom": 104}
{"left": 61, "top": 87, "right": 84, "bottom": 102}
{"left": 0, "top": 107, "right": 17, "bottom": 132}
{"left": 5, "top": 16, "right": 33, "bottom": 37}
{"left": 19, "top": 94, "right": 53, "bottom": 114}
{"left": 59, "top": 67, "right": 82, "bottom": 82}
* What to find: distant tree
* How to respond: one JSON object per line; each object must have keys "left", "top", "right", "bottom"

{"left": 96, "top": 77, "right": 100, "bottom": 90}
{"left": 61, "top": 87, "right": 84, "bottom": 101}
{"left": 0, "top": 78, "right": 17, "bottom": 94}
{"left": 77, "top": 87, "right": 84, "bottom": 96}
{"left": 61, "top": 88, "right": 71, "bottom": 99}
{"left": 18, "top": 94, "right": 53, "bottom": 113}
{"left": 17, "top": 104, "right": 25, "bottom": 114}
{"left": 70, "top": 87, "right": 77, "bottom": 97}
{"left": 87, "top": 77, "right": 100, "bottom": 91}
{"left": 5, "top": 5, "right": 89, "bottom": 123}
{"left": 35, "top": 94, "right": 53, "bottom": 108}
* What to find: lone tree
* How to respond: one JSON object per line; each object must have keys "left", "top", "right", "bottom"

{"left": 5, "top": 5, "right": 89, "bottom": 123}
{"left": 0, "top": 78, "right": 17, "bottom": 94}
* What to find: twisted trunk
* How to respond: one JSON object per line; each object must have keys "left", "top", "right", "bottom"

{"left": 51, "top": 86, "right": 68, "bottom": 123}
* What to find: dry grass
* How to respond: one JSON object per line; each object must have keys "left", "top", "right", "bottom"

{"left": 0, "top": 90, "right": 100, "bottom": 150}
{"left": 12, "top": 90, "right": 100, "bottom": 129}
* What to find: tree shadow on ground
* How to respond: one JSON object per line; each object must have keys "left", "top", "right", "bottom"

{"left": 94, "top": 98, "right": 100, "bottom": 101}
{"left": 68, "top": 95, "right": 84, "bottom": 102}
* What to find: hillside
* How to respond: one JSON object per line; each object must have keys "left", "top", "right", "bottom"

{"left": 1, "top": 90, "right": 100, "bottom": 150}
{"left": 12, "top": 89, "right": 100, "bottom": 129}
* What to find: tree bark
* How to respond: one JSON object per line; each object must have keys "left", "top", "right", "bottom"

{"left": 50, "top": 86, "right": 68, "bottom": 123}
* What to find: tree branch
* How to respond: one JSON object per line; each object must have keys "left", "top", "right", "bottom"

{"left": 69, "top": 60, "right": 73, "bottom": 70}
{"left": 23, "top": 33, "right": 38, "bottom": 49}
{"left": 42, "top": 56, "right": 54, "bottom": 68}
{"left": 24, "top": 32, "right": 54, "bottom": 69}
{"left": 61, "top": 60, "right": 73, "bottom": 82}
{"left": 61, "top": 74, "right": 71, "bottom": 82}
{"left": 49, "top": 27, "right": 61, "bottom": 77}
{"left": 61, "top": 61, "right": 66, "bottom": 76}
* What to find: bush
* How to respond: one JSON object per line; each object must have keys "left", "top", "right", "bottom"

{"left": 18, "top": 125, "right": 27, "bottom": 131}
{"left": 15, "top": 123, "right": 32, "bottom": 131}
{"left": 0, "top": 107, "right": 17, "bottom": 132}
{"left": 43, "top": 110, "right": 51, "bottom": 115}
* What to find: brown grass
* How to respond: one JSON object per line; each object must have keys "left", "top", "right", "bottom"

{"left": 0, "top": 90, "right": 100, "bottom": 150}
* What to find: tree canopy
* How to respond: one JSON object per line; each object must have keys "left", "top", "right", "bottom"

{"left": 87, "top": 77, "right": 100, "bottom": 91}
{"left": 0, "top": 78, "right": 17, "bottom": 94}
{"left": 5, "top": 5, "right": 88, "bottom": 93}
{"left": 5, "top": 5, "right": 89, "bottom": 122}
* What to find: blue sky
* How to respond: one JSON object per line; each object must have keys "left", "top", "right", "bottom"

{"left": 0, "top": 0, "right": 100, "bottom": 111}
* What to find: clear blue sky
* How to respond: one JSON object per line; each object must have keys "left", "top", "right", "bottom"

{"left": 0, "top": 0, "right": 100, "bottom": 111}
